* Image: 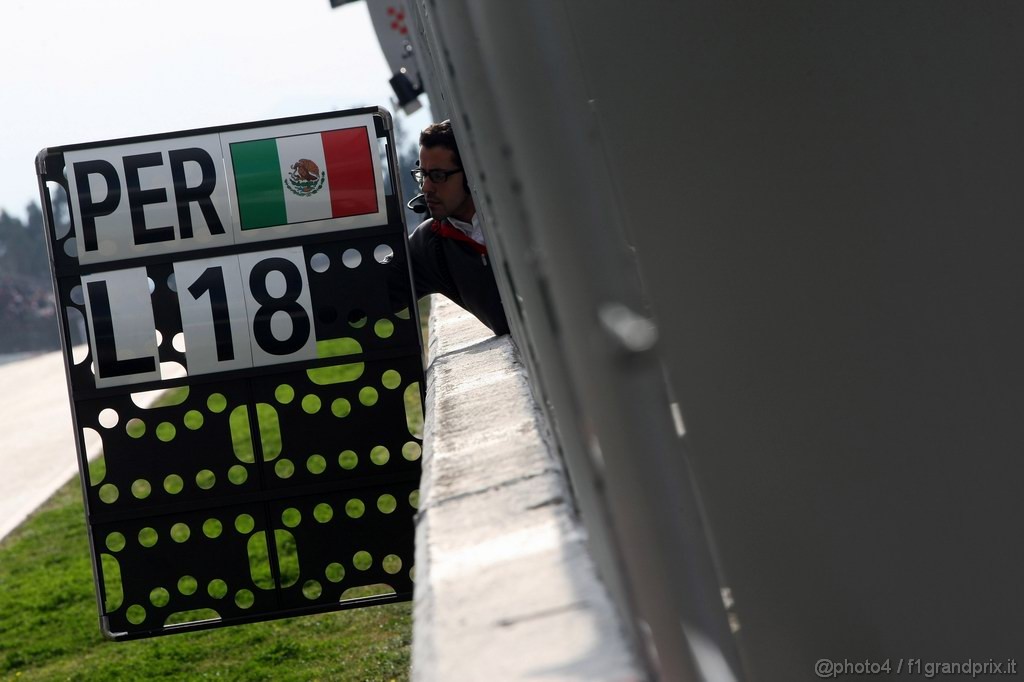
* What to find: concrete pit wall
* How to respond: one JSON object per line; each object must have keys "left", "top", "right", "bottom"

{"left": 411, "top": 296, "right": 641, "bottom": 682}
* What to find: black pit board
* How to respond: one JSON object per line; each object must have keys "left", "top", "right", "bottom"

{"left": 35, "top": 107, "right": 424, "bottom": 639}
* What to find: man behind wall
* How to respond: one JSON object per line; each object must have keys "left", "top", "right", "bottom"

{"left": 402, "top": 121, "right": 509, "bottom": 336}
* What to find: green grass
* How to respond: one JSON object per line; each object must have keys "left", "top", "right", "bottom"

{"left": 0, "top": 476, "right": 412, "bottom": 681}
{"left": 417, "top": 297, "right": 430, "bottom": 352}
{"left": 0, "top": 300, "right": 432, "bottom": 681}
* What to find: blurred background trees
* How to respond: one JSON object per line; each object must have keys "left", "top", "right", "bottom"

{"left": 0, "top": 193, "right": 66, "bottom": 354}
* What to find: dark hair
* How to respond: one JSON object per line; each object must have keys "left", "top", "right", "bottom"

{"left": 419, "top": 119, "right": 462, "bottom": 168}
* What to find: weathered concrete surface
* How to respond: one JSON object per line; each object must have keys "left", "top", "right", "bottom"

{"left": 0, "top": 350, "right": 90, "bottom": 541}
{"left": 412, "top": 297, "right": 641, "bottom": 681}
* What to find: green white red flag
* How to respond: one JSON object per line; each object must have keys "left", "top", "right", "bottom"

{"left": 230, "top": 127, "right": 378, "bottom": 230}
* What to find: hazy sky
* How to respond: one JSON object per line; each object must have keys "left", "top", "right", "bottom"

{"left": 0, "top": 0, "right": 430, "bottom": 219}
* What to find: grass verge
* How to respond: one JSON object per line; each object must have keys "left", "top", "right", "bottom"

{"left": 0, "top": 474, "right": 411, "bottom": 681}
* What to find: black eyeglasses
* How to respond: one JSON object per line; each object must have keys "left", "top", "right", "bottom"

{"left": 411, "top": 167, "right": 463, "bottom": 186}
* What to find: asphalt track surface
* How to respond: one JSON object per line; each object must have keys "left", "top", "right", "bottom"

{"left": 0, "top": 350, "right": 90, "bottom": 541}
{"left": 0, "top": 350, "right": 180, "bottom": 541}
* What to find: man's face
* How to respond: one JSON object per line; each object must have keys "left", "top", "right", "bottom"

{"left": 419, "top": 145, "right": 474, "bottom": 221}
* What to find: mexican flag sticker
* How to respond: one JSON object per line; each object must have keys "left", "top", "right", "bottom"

{"left": 230, "top": 126, "right": 378, "bottom": 230}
